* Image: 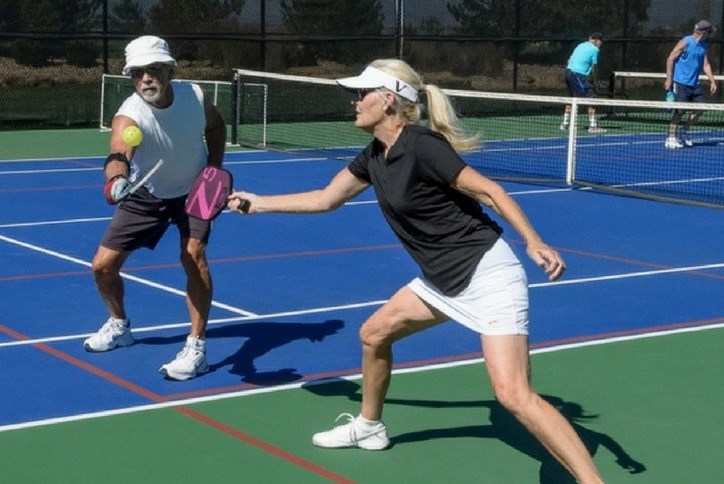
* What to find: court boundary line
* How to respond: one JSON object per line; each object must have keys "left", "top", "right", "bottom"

{"left": 1, "top": 227, "right": 722, "bottom": 348}
{"left": 1, "top": 258, "right": 722, "bottom": 349}
{"left": 1, "top": 320, "right": 721, "bottom": 434}
{"left": 0, "top": 233, "right": 258, "bottom": 317}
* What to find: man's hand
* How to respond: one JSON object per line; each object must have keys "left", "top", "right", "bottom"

{"left": 104, "top": 174, "right": 130, "bottom": 204}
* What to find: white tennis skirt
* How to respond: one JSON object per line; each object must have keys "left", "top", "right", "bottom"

{"left": 407, "top": 238, "right": 529, "bottom": 336}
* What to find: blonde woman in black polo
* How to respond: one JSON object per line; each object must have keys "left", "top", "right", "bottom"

{"left": 228, "top": 59, "right": 603, "bottom": 483}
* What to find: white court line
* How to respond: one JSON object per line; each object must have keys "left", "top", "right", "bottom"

{"left": 0, "top": 233, "right": 257, "bottom": 318}
{"left": 0, "top": 186, "right": 571, "bottom": 230}
{"left": 1, "top": 260, "right": 721, "bottom": 349}
{"left": 0, "top": 154, "right": 333, "bottom": 175}
{"left": 1, "top": 320, "right": 721, "bottom": 433}
{"left": 0, "top": 167, "right": 102, "bottom": 175}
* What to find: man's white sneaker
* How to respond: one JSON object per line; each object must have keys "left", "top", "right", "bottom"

{"left": 665, "top": 137, "right": 684, "bottom": 149}
{"left": 159, "top": 336, "right": 209, "bottom": 381}
{"left": 680, "top": 133, "right": 694, "bottom": 147}
{"left": 84, "top": 318, "right": 134, "bottom": 352}
{"left": 559, "top": 123, "right": 569, "bottom": 131}
{"left": 312, "top": 413, "right": 390, "bottom": 450}
{"left": 587, "top": 126, "right": 606, "bottom": 133}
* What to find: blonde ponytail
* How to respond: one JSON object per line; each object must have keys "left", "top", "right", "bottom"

{"left": 369, "top": 59, "right": 481, "bottom": 153}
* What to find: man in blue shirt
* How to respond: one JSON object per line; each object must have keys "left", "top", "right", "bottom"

{"left": 560, "top": 32, "right": 605, "bottom": 134}
{"left": 664, "top": 20, "right": 718, "bottom": 149}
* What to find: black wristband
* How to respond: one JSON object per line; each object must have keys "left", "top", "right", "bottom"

{"left": 104, "top": 152, "right": 130, "bottom": 171}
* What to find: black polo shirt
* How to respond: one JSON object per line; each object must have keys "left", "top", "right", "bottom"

{"left": 348, "top": 124, "right": 502, "bottom": 296}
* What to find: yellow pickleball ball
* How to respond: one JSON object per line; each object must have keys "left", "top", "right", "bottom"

{"left": 122, "top": 126, "right": 143, "bottom": 147}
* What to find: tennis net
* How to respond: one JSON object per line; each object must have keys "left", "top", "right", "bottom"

{"left": 233, "top": 68, "right": 724, "bottom": 209}
{"left": 608, "top": 71, "right": 724, "bottom": 100}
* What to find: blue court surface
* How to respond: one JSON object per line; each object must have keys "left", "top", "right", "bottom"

{"left": 0, "top": 145, "right": 723, "bottom": 483}
{"left": 1, "top": 147, "right": 722, "bottom": 428}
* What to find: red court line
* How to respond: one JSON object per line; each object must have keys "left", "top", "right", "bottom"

{"left": 0, "top": 323, "right": 355, "bottom": 483}
{"left": 175, "top": 406, "right": 355, "bottom": 484}
{"left": 0, "top": 244, "right": 403, "bottom": 282}
{"left": 556, "top": 245, "right": 724, "bottom": 281}
{"left": 157, "top": 316, "right": 724, "bottom": 402}
{"left": 507, "top": 238, "right": 724, "bottom": 281}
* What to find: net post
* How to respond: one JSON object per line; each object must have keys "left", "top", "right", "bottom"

{"left": 231, "top": 70, "right": 239, "bottom": 145}
{"left": 566, "top": 100, "right": 579, "bottom": 186}
{"left": 99, "top": 74, "right": 108, "bottom": 130}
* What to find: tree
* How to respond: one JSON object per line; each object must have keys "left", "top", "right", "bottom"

{"left": 280, "top": 0, "right": 385, "bottom": 65}
{"left": 11, "top": 0, "right": 103, "bottom": 67}
{"left": 0, "top": 0, "right": 21, "bottom": 33}
{"left": 148, "top": 0, "right": 245, "bottom": 60}
{"left": 448, "top": 0, "right": 650, "bottom": 38}
{"left": 109, "top": 0, "right": 148, "bottom": 33}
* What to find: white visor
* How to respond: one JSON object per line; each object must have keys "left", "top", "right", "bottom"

{"left": 336, "top": 66, "right": 419, "bottom": 102}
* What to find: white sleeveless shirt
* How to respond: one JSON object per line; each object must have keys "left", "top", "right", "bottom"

{"left": 116, "top": 81, "right": 207, "bottom": 199}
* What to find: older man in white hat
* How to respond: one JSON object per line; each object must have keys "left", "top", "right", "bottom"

{"left": 84, "top": 35, "right": 227, "bottom": 381}
{"left": 664, "top": 20, "right": 718, "bottom": 149}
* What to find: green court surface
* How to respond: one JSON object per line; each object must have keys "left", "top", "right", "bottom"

{"left": 1, "top": 328, "right": 722, "bottom": 483}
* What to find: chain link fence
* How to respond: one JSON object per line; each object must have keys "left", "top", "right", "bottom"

{"left": 1, "top": 0, "right": 722, "bottom": 130}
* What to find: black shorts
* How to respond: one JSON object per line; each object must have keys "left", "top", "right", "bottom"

{"left": 564, "top": 69, "right": 593, "bottom": 97}
{"left": 101, "top": 187, "right": 212, "bottom": 251}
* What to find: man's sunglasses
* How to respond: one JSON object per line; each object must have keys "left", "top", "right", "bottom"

{"left": 129, "top": 65, "right": 166, "bottom": 79}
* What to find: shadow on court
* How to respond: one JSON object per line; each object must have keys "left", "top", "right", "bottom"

{"left": 303, "top": 379, "right": 646, "bottom": 483}
{"left": 138, "top": 319, "right": 344, "bottom": 385}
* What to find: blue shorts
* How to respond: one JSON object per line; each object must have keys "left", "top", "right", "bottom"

{"left": 673, "top": 83, "right": 706, "bottom": 103}
{"left": 564, "top": 69, "right": 593, "bottom": 97}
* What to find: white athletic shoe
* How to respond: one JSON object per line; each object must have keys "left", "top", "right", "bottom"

{"left": 559, "top": 123, "right": 569, "bottom": 131}
{"left": 159, "top": 336, "right": 209, "bottom": 381}
{"left": 587, "top": 126, "right": 606, "bottom": 134}
{"left": 84, "top": 318, "right": 134, "bottom": 352}
{"left": 665, "top": 137, "right": 684, "bottom": 149}
{"left": 312, "top": 413, "right": 390, "bottom": 450}
{"left": 680, "top": 132, "right": 694, "bottom": 147}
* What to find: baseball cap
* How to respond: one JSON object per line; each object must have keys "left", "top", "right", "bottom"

{"left": 695, "top": 20, "right": 715, "bottom": 32}
{"left": 336, "top": 66, "right": 419, "bottom": 102}
{"left": 122, "top": 36, "right": 177, "bottom": 75}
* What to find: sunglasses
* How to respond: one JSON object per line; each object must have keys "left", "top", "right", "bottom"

{"left": 354, "top": 89, "right": 373, "bottom": 101}
{"left": 355, "top": 88, "right": 388, "bottom": 102}
{"left": 129, "top": 65, "right": 166, "bottom": 79}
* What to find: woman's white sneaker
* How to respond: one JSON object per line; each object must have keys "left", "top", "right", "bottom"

{"left": 312, "top": 413, "right": 389, "bottom": 450}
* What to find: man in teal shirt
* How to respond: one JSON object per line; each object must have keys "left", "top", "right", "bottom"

{"left": 664, "top": 20, "right": 718, "bottom": 149}
{"left": 560, "top": 32, "right": 605, "bottom": 133}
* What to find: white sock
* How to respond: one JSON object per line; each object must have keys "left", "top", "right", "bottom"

{"left": 589, "top": 116, "right": 597, "bottom": 127}
{"left": 562, "top": 114, "right": 570, "bottom": 125}
{"left": 356, "top": 415, "right": 380, "bottom": 427}
{"left": 187, "top": 336, "right": 206, "bottom": 351}
{"left": 111, "top": 317, "right": 129, "bottom": 327}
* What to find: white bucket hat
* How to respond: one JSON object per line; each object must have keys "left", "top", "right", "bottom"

{"left": 336, "top": 66, "right": 419, "bottom": 103}
{"left": 122, "top": 36, "right": 177, "bottom": 75}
